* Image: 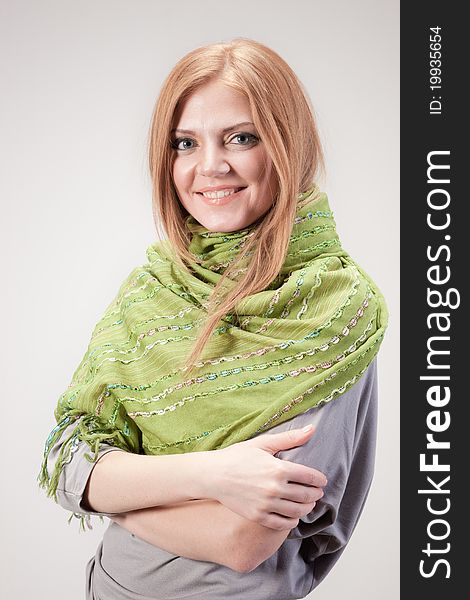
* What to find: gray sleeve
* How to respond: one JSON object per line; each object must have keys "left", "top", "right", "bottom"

{"left": 273, "top": 358, "right": 378, "bottom": 588}
{"left": 45, "top": 417, "right": 126, "bottom": 518}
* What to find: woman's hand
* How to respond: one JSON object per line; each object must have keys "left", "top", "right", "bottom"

{"left": 205, "top": 426, "right": 327, "bottom": 530}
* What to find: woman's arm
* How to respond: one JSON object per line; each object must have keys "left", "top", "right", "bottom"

{"left": 82, "top": 449, "right": 215, "bottom": 513}
{"left": 48, "top": 414, "right": 322, "bottom": 524}
{"left": 83, "top": 426, "right": 322, "bottom": 521}
{"left": 45, "top": 422, "right": 325, "bottom": 573}
{"left": 111, "top": 499, "right": 293, "bottom": 573}
{"left": 46, "top": 416, "right": 321, "bottom": 571}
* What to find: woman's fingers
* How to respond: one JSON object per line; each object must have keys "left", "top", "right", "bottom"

{"left": 269, "top": 497, "right": 318, "bottom": 519}
{"left": 281, "top": 460, "right": 328, "bottom": 488}
{"left": 246, "top": 426, "right": 316, "bottom": 454}
{"left": 206, "top": 436, "right": 327, "bottom": 527}
{"left": 260, "top": 514, "right": 301, "bottom": 531}
{"left": 252, "top": 496, "right": 318, "bottom": 530}
{"left": 279, "top": 481, "right": 325, "bottom": 505}
{"left": 256, "top": 483, "right": 323, "bottom": 519}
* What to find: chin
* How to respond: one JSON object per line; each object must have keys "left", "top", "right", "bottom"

{"left": 202, "top": 221, "right": 243, "bottom": 233}
{"left": 193, "top": 213, "right": 246, "bottom": 233}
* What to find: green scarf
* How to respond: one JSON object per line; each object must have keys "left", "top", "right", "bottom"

{"left": 38, "top": 186, "right": 388, "bottom": 509}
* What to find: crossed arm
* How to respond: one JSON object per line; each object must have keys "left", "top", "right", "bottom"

{"left": 110, "top": 498, "right": 294, "bottom": 573}
{"left": 80, "top": 427, "right": 320, "bottom": 573}
{"left": 79, "top": 445, "right": 301, "bottom": 573}
{"left": 50, "top": 362, "right": 377, "bottom": 581}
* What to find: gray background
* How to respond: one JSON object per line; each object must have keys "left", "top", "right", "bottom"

{"left": 0, "top": 0, "right": 399, "bottom": 598}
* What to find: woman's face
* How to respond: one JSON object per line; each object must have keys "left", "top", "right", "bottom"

{"left": 171, "top": 79, "right": 277, "bottom": 232}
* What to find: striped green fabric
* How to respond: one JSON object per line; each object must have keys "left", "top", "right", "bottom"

{"left": 38, "top": 186, "right": 388, "bottom": 504}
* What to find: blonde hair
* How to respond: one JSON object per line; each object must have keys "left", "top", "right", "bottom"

{"left": 148, "top": 38, "right": 325, "bottom": 371}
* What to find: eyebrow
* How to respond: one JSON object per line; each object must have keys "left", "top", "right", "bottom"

{"left": 171, "top": 121, "right": 255, "bottom": 135}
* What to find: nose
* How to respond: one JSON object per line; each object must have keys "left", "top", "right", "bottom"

{"left": 196, "top": 143, "right": 230, "bottom": 177}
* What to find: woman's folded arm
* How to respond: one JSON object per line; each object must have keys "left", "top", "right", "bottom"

{"left": 43, "top": 416, "right": 298, "bottom": 571}
{"left": 43, "top": 416, "right": 220, "bottom": 514}
{"left": 43, "top": 371, "right": 377, "bottom": 577}
{"left": 110, "top": 499, "right": 293, "bottom": 573}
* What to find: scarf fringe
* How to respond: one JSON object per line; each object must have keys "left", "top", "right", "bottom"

{"left": 67, "top": 511, "right": 104, "bottom": 532}
{"left": 37, "top": 410, "right": 127, "bottom": 504}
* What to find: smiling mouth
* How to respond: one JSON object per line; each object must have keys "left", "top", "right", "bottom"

{"left": 197, "top": 187, "right": 246, "bottom": 199}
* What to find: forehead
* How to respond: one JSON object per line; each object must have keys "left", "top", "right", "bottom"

{"left": 173, "top": 80, "right": 253, "bottom": 130}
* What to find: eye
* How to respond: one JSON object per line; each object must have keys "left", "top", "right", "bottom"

{"left": 229, "top": 133, "right": 259, "bottom": 146}
{"left": 172, "top": 137, "right": 196, "bottom": 151}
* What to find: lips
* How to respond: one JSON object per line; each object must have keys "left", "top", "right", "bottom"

{"left": 195, "top": 186, "right": 247, "bottom": 206}
{"left": 197, "top": 184, "right": 246, "bottom": 192}
{"left": 197, "top": 186, "right": 246, "bottom": 196}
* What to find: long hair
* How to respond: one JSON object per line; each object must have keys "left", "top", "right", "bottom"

{"left": 148, "top": 38, "right": 325, "bottom": 371}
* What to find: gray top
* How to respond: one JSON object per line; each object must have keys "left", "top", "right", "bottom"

{"left": 45, "top": 359, "right": 378, "bottom": 600}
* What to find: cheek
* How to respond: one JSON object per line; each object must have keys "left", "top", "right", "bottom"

{"left": 171, "top": 161, "right": 181, "bottom": 192}
{"left": 246, "top": 149, "right": 273, "bottom": 186}
{"left": 172, "top": 158, "right": 192, "bottom": 193}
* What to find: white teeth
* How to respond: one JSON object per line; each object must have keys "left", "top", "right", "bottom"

{"left": 200, "top": 188, "right": 240, "bottom": 199}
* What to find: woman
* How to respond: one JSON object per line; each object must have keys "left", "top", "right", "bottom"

{"left": 38, "top": 38, "right": 388, "bottom": 599}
